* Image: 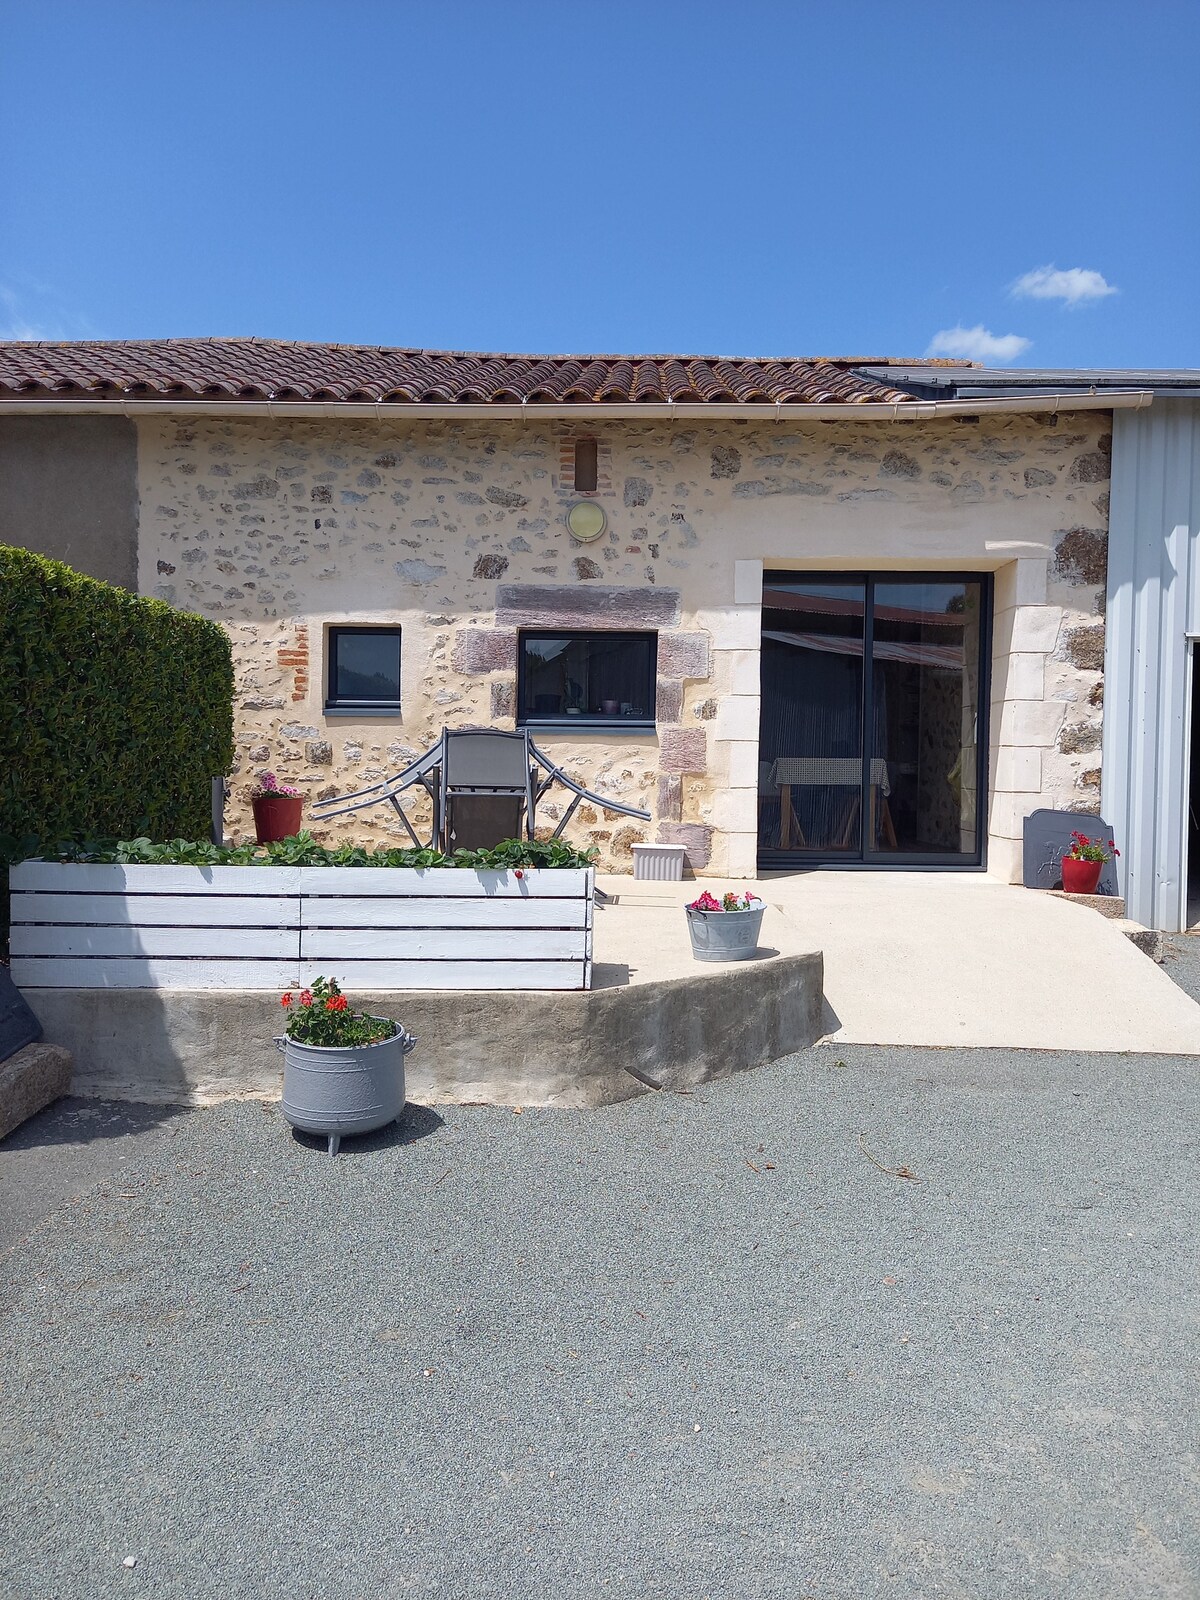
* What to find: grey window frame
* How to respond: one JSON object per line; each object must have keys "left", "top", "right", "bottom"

{"left": 325, "top": 625, "right": 403, "bottom": 712}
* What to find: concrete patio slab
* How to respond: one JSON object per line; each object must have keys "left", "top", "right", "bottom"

{"left": 595, "top": 870, "right": 1200, "bottom": 1055}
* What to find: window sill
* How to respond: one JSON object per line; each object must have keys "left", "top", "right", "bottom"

{"left": 519, "top": 719, "right": 657, "bottom": 736}
{"left": 323, "top": 705, "right": 402, "bottom": 718}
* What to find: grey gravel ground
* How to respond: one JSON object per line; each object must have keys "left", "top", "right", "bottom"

{"left": 0, "top": 1098, "right": 183, "bottom": 1254}
{"left": 1162, "top": 934, "right": 1200, "bottom": 1006}
{"left": 3, "top": 1045, "right": 1200, "bottom": 1600}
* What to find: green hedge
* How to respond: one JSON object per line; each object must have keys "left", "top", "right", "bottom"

{"left": 0, "top": 544, "right": 234, "bottom": 859}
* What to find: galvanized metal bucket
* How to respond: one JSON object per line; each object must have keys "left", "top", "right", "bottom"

{"left": 685, "top": 901, "right": 766, "bottom": 962}
{"left": 275, "top": 1021, "right": 417, "bottom": 1155}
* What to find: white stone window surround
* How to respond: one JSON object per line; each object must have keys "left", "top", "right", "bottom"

{"left": 706, "top": 556, "right": 1072, "bottom": 882}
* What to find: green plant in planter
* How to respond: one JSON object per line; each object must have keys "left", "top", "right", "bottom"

{"left": 1065, "top": 830, "right": 1119, "bottom": 863}
{"left": 19, "top": 831, "right": 598, "bottom": 871}
{"left": 280, "top": 977, "right": 394, "bottom": 1048}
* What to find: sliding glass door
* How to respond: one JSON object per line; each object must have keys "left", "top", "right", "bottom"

{"left": 758, "top": 573, "right": 990, "bottom": 867}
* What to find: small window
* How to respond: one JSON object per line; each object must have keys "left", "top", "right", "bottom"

{"left": 573, "top": 438, "right": 598, "bottom": 493}
{"left": 517, "top": 631, "right": 657, "bottom": 727}
{"left": 326, "top": 627, "right": 401, "bottom": 710}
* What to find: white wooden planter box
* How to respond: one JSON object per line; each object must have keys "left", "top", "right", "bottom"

{"left": 9, "top": 863, "right": 595, "bottom": 992}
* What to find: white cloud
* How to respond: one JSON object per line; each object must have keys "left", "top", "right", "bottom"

{"left": 0, "top": 279, "right": 97, "bottom": 341}
{"left": 925, "top": 324, "right": 1032, "bottom": 363}
{"left": 1011, "top": 264, "right": 1117, "bottom": 307}
{"left": 0, "top": 285, "right": 46, "bottom": 339}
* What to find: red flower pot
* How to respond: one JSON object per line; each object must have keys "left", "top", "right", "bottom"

{"left": 1061, "top": 855, "right": 1102, "bottom": 895}
{"left": 253, "top": 793, "right": 303, "bottom": 844}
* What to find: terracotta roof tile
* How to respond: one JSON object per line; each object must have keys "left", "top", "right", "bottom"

{"left": 0, "top": 337, "right": 936, "bottom": 406}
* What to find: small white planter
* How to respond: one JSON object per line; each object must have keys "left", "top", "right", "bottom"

{"left": 632, "top": 843, "right": 687, "bottom": 882}
{"left": 276, "top": 1023, "right": 417, "bottom": 1155}
{"left": 685, "top": 900, "right": 766, "bottom": 962}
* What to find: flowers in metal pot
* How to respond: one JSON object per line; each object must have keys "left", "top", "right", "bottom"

{"left": 251, "top": 772, "right": 302, "bottom": 800}
{"left": 279, "top": 977, "right": 395, "bottom": 1047}
{"left": 1065, "top": 830, "right": 1119, "bottom": 863}
{"left": 687, "top": 889, "right": 763, "bottom": 912}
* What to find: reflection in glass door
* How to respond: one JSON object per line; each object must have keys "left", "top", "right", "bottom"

{"left": 758, "top": 573, "right": 990, "bottom": 867}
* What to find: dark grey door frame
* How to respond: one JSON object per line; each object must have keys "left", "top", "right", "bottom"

{"left": 758, "top": 570, "right": 993, "bottom": 871}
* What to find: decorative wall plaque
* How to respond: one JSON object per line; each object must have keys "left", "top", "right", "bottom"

{"left": 566, "top": 501, "right": 607, "bottom": 543}
{"left": 1022, "top": 807, "right": 1120, "bottom": 895}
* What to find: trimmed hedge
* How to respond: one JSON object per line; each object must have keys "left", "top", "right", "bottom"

{"left": 1, "top": 544, "right": 234, "bottom": 859}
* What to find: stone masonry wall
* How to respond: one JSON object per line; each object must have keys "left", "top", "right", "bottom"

{"left": 136, "top": 412, "right": 1111, "bottom": 878}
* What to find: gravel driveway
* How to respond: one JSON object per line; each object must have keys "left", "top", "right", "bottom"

{"left": 3, "top": 1044, "right": 1199, "bottom": 1599}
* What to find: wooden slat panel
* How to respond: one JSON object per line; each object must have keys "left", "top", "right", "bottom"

{"left": 295, "top": 867, "right": 591, "bottom": 898}
{"left": 299, "top": 928, "right": 587, "bottom": 961}
{"left": 8, "top": 864, "right": 302, "bottom": 895}
{"left": 10, "top": 958, "right": 303, "bottom": 990}
{"left": 296, "top": 960, "right": 587, "bottom": 991}
{"left": 10, "top": 894, "right": 301, "bottom": 928}
{"left": 299, "top": 897, "right": 587, "bottom": 930}
{"left": 10, "top": 925, "right": 299, "bottom": 959}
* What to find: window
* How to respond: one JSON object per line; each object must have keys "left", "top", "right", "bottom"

{"left": 517, "top": 631, "right": 657, "bottom": 728}
{"left": 573, "top": 438, "right": 598, "bottom": 493}
{"left": 326, "top": 627, "right": 402, "bottom": 711}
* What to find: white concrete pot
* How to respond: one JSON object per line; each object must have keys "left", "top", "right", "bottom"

{"left": 276, "top": 1023, "right": 417, "bottom": 1155}
{"left": 685, "top": 901, "right": 766, "bottom": 962}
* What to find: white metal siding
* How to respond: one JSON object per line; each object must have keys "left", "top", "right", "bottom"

{"left": 1103, "top": 401, "right": 1200, "bottom": 930}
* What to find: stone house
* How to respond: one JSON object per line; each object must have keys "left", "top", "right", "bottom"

{"left": 2, "top": 338, "right": 1177, "bottom": 898}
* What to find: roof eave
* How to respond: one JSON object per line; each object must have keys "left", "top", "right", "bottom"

{"left": 0, "top": 392, "right": 1155, "bottom": 420}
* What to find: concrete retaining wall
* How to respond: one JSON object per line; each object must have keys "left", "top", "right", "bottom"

{"left": 27, "top": 952, "right": 823, "bottom": 1109}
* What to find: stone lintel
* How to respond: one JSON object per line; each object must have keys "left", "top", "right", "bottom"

{"left": 495, "top": 584, "right": 682, "bottom": 630}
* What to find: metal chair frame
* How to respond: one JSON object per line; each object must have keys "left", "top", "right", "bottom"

{"left": 310, "top": 726, "right": 651, "bottom": 848}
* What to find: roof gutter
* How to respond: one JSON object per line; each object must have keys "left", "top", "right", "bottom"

{"left": 0, "top": 390, "right": 1154, "bottom": 421}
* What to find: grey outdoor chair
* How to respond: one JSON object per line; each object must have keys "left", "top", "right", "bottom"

{"left": 310, "top": 726, "right": 651, "bottom": 850}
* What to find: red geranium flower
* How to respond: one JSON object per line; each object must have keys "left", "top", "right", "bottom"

{"left": 300, "top": 989, "right": 313, "bottom": 1007}
{"left": 280, "top": 993, "right": 293, "bottom": 1007}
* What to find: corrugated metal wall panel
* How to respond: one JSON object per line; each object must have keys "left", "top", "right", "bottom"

{"left": 1104, "top": 401, "right": 1200, "bottom": 930}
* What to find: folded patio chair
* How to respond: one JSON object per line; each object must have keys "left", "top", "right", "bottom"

{"left": 310, "top": 725, "right": 651, "bottom": 850}
{"left": 439, "top": 729, "right": 535, "bottom": 851}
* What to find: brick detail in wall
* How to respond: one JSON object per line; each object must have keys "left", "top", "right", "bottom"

{"left": 657, "top": 774, "right": 683, "bottom": 821}
{"left": 658, "top": 727, "right": 706, "bottom": 774}
{"left": 655, "top": 678, "right": 683, "bottom": 724}
{"left": 276, "top": 625, "right": 309, "bottom": 703}
{"left": 557, "top": 436, "right": 612, "bottom": 497}
{"left": 490, "top": 679, "right": 516, "bottom": 722}
{"left": 656, "top": 821, "right": 713, "bottom": 870}
{"left": 451, "top": 628, "right": 518, "bottom": 675}
{"left": 657, "top": 631, "right": 711, "bottom": 681}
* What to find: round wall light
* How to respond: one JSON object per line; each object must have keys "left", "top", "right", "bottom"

{"left": 566, "top": 501, "right": 607, "bottom": 543}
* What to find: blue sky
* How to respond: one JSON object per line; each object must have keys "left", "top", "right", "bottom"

{"left": 2, "top": 0, "right": 1197, "bottom": 368}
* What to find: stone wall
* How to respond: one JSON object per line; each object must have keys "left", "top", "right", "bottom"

{"left": 135, "top": 410, "right": 1110, "bottom": 878}
{"left": 1, "top": 415, "right": 139, "bottom": 589}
